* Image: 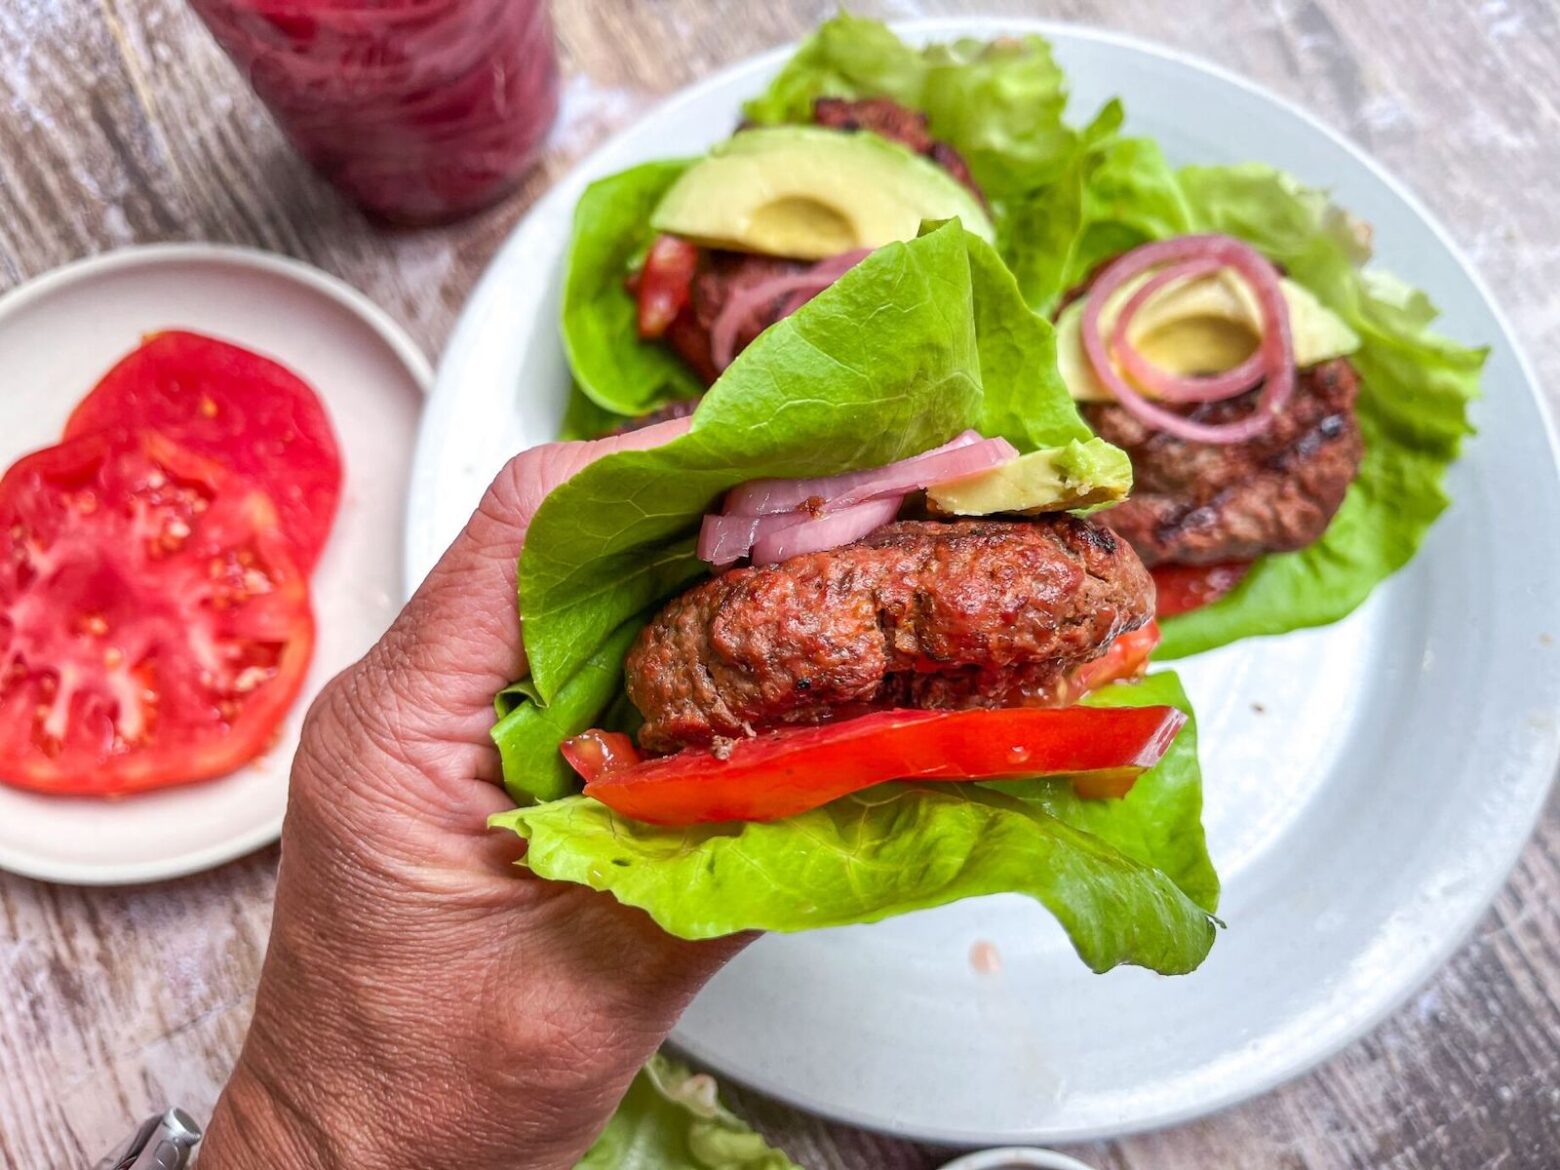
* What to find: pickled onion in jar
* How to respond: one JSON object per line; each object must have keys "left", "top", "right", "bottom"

{"left": 189, "top": 0, "right": 560, "bottom": 224}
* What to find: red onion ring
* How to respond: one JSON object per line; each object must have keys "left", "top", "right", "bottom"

{"left": 777, "top": 248, "right": 873, "bottom": 317}
{"left": 1080, "top": 235, "right": 1294, "bottom": 444}
{"left": 698, "top": 511, "right": 794, "bottom": 568}
{"left": 709, "top": 248, "right": 874, "bottom": 372}
{"left": 1111, "top": 259, "right": 1269, "bottom": 403}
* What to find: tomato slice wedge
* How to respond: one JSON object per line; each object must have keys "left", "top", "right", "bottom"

{"left": 1151, "top": 561, "right": 1251, "bottom": 617}
{"left": 634, "top": 235, "right": 700, "bottom": 339}
{"left": 63, "top": 331, "right": 343, "bottom": 572}
{"left": 565, "top": 705, "right": 1186, "bottom": 826}
{"left": 0, "top": 431, "right": 316, "bottom": 796}
{"left": 1060, "top": 620, "right": 1160, "bottom": 702}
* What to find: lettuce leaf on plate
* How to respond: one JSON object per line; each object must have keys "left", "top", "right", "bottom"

{"left": 492, "top": 221, "right": 1217, "bottom": 973}
{"left": 578, "top": 1053, "right": 798, "bottom": 1169}
{"left": 1007, "top": 131, "right": 1483, "bottom": 657}
{"left": 743, "top": 13, "right": 1076, "bottom": 198}
{"left": 997, "top": 101, "right": 1193, "bottom": 314}
{"left": 562, "top": 159, "right": 701, "bottom": 422}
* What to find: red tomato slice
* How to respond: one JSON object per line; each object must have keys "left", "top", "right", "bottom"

{"left": 566, "top": 705, "right": 1186, "bottom": 826}
{"left": 63, "top": 331, "right": 343, "bottom": 572}
{"left": 0, "top": 431, "right": 316, "bottom": 796}
{"left": 1152, "top": 561, "right": 1252, "bottom": 617}
{"left": 635, "top": 235, "right": 700, "bottom": 339}
{"left": 1060, "top": 620, "right": 1160, "bottom": 703}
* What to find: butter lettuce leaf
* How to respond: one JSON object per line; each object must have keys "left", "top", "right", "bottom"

{"left": 984, "top": 672, "right": 1216, "bottom": 912}
{"left": 743, "top": 13, "right": 1075, "bottom": 198}
{"left": 492, "top": 673, "right": 1217, "bottom": 974}
{"left": 998, "top": 103, "right": 1193, "bottom": 313}
{"left": 1013, "top": 134, "right": 1482, "bottom": 655}
{"left": 562, "top": 159, "right": 702, "bottom": 419}
{"left": 493, "top": 618, "right": 644, "bottom": 804}
{"left": 578, "top": 1053, "right": 798, "bottom": 1170}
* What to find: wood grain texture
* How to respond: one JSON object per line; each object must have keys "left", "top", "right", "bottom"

{"left": 1, "top": 1, "right": 1556, "bottom": 1167}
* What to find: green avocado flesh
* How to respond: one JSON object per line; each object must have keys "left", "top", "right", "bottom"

{"left": 650, "top": 125, "right": 995, "bottom": 260}
{"left": 926, "top": 438, "right": 1132, "bottom": 515}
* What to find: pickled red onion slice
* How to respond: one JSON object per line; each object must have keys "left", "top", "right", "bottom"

{"left": 709, "top": 248, "right": 873, "bottom": 372}
{"left": 697, "top": 512, "right": 775, "bottom": 568}
{"left": 748, "top": 496, "right": 905, "bottom": 566}
{"left": 724, "top": 430, "right": 1013, "bottom": 517}
{"left": 699, "top": 430, "right": 1019, "bottom": 567}
{"left": 1081, "top": 234, "right": 1294, "bottom": 444}
{"left": 777, "top": 248, "right": 874, "bottom": 317}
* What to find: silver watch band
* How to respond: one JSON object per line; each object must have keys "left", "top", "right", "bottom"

{"left": 95, "top": 1107, "right": 202, "bottom": 1169}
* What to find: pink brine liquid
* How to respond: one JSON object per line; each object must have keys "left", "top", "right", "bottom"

{"left": 190, "top": 0, "right": 560, "bottom": 224}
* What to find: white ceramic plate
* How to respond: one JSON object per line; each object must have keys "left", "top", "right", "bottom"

{"left": 409, "top": 20, "right": 1560, "bottom": 1145}
{"left": 0, "top": 244, "right": 429, "bottom": 885}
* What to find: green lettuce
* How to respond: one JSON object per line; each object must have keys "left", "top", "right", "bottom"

{"left": 494, "top": 673, "right": 1216, "bottom": 974}
{"left": 562, "top": 159, "right": 701, "bottom": 420}
{"left": 743, "top": 13, "right": 1076, "bottom": 198}
{"left": 578, "top": 1053, "right": 798, "bottom": 1169}
{"left": 998, "top": 102, "right": 1194, "bottom": 313}
{"left": 1010, "top": 132, "right": 1482, "bottom": 656}
{"left": 493, "top": 619, "right": 644, "bottom": 804}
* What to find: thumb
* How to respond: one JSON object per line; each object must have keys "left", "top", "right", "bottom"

{"left": 373, "top": 415, "right": 695, "bottom": 751}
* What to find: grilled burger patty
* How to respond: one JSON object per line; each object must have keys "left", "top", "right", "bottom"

{"left": 811, "top": 96, "right": 983, "bottom": 199}
{"left": 625, "top": 517, "right": 1154, "bottom": 753}
{"left": 1084, "top": 357, "right": 1365, "bottom": 566}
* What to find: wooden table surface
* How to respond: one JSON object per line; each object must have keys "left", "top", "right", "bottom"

{"left": 2, "top": 1, "right": 1557, "bottom": 1167}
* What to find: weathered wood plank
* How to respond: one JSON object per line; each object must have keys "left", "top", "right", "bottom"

{"left": 0, "top": 2, "right": 1555, "bottom": 1168}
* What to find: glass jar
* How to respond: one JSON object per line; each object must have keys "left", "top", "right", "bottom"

{"left": 190, "top": 0, "right": 561, "bottom": 225}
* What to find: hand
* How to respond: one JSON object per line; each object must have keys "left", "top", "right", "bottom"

{"left": 200, "top": 420, "right": 741, "bottom": 1170}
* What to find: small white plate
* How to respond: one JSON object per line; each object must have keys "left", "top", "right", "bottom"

{"left": 939, "top": 1151, "right": 1097, "bottom": 1170}
{"left": 410, "top": 19, "right": 1560, "bottom": 1146}
{"left": 0, "top": 244, "right": 430, "bottom": 885}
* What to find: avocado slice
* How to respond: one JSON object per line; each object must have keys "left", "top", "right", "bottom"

{"left": 650, "top": 126, "right": 995, "bottom": 261}
{"left": 926, "top": 438, "right": 1133, "bottom": 517}
{"left": 1055, "top": 268, "right": 1361, "bottom": 403}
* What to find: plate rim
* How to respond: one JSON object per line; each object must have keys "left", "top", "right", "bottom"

{"left": 0, "top": 241, "right": 433, "bottom": 886}
{"left": 418, "top": 16, "right": 1560, "bottom": 1145}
